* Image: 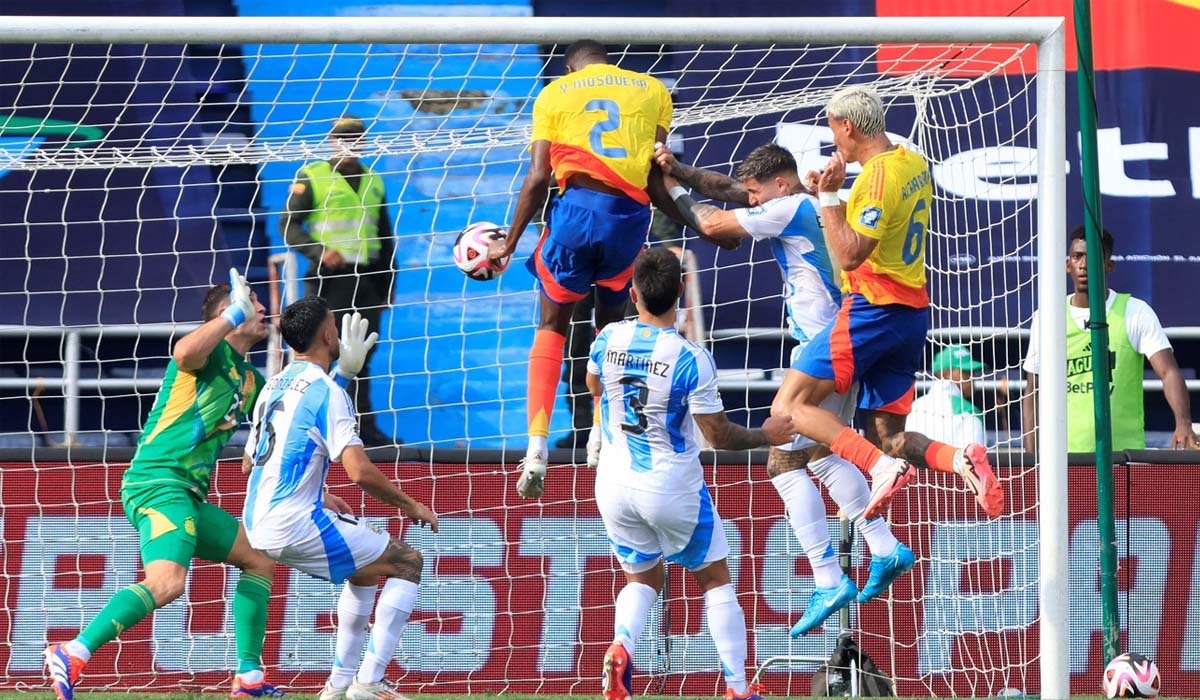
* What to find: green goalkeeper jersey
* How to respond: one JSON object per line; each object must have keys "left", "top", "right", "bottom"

{"left": 123, "top": 340, "right": 264, "bottom": 500}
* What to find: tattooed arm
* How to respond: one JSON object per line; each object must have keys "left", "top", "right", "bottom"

{"left": 664, "top": 173, "right": 750, "bottom": 243}
{"left": 654, "top": 144, "right": 750, "bottom": 206}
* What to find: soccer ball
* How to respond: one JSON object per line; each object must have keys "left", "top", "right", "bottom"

{"left": 454, "top": 221, "right": 509, "bottom": 281}
{"left": 1103, "top": 653, "right": 1160, "bottom": 698}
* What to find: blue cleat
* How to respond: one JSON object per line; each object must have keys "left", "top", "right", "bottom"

{"left": 790, "top": 574, "right": 857, "bottom": 638}
{"left": 857, "top": 542, "right": 916, "bottom": 604}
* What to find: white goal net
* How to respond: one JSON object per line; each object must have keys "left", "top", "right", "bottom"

{"left": 0, "top": 16, "right": 1067, "bottom": 698}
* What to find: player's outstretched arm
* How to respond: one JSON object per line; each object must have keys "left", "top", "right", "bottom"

{"left": 664, "top": 173, "right": 747, "bottom": 247}
{"left": 694, "top": 412, "right": 793, "bottom": 450}
{"left": 340, "top": 444, "right": 439, "bottom": 531}
{"left": 1148, "top": 348, "right": 1200, "bottom": 448}
{"left": 488, "top": 140, "right": 551, "bottom": 267}
{"left": 173, "top": 268, "right": 256, "bottom": 372}
{"left": 654, "top": 144, "right": 750, "bottom": 206}
{"left": 1020, "top": 371, "right": 1038, "bottom": 454}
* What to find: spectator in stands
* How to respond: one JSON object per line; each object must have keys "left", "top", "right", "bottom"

{"left": 1022, "top": 226, "right": 1199, "bottom": 452}
{"left": 906, "top": 345, "right": 987, "bottom": 447}
{"left": 282, "top": 115, "right": 395, "bottom": 446}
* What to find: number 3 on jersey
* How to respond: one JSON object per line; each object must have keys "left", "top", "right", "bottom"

{"left": 619, "top": 376, "right": 649, "bottom": 435}
{"left": 585, "top": 99, "right": 627, "bottom": 159}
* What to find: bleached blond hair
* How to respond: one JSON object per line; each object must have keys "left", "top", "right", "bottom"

{"left": 825, "top": 85, "right": 886, "bottom": 137}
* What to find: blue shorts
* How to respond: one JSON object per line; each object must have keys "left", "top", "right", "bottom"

{"left": 794, "top": 294, "right": 930, "bottom": 414}
{"left": 525, "top": 187, "right": 650, "bottom": 306}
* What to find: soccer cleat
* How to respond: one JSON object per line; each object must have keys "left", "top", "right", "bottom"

{"left": 790, "top": 575, "right": 857, "bottom": 638}
{"left": 45, "top": 643, "right": 86, "bottom": 700}
{"left": 857, "top": 542, "right": 916, "bottom": 603}
{"left": 956, "top": 443, "right": 1005, "bottom": 517}
{"left": 345, "top": 680, "right": 412, "bottom": 700}
{"left": 601, "top": 641, "right": 633, "bottom": 700}
{"left": 229, "top": 674, "right": 286, "bottom": 698}
{"left": 863, "top": 458, "right": 917, "bottom": 519}
{"left": 317, "top": 681, "right": 348, "bottom": 700}
{"left": 725, "top": 682, "right": 767, "bottom": 700}
{"left": 516, "top": 454, "right": 547, "bottom": 499}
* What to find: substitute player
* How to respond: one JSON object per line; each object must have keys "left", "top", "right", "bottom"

{"left": 242, "top": 296, "right": 437, "bottom": 700}
{"left": 658, "top": 143, "right": 915, "bottom": 636}
{"left": 779, "top": 85, "right": 1004, "bottom": 519}
{"left": 589, "top": 247, "right": 794, "bottom": 700}
{"left": 484, "top": 39, "right": 698, "bottom": 499}
{"left": 46, "top": 271, "right": 284, "bottom": 699}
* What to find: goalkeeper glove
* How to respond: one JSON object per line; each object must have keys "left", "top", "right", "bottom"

{"left": 220, "top": 268, "right": 256, "bottom": 328}
{"left": 335, "top": 311, "right": 379, "bottom": 382}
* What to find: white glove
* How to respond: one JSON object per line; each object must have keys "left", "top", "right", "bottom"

{"left": 336, "top": 311, "right": 379, "bottom": 380}
{"left": 220, "top": 268, "right": 255, "bottom": 328}
{"left": 586, "top": 424, "right": 601, "bottom": 469}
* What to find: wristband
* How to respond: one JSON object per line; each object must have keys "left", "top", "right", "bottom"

{"left": 668, "top": 185, "right": 688, "bottom": 200}
{"left": 220, "top": 305, "right": 247, "bottom": 328}
{"left": 818, "top": 191, "right": 842, "bottom": 208}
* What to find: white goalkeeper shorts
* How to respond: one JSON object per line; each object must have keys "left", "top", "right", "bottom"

{"left": 259, "top": 509, "right": 390, "bottom": 584}
{"left": 594, "top": 473, "right": 729, "bottom": 574}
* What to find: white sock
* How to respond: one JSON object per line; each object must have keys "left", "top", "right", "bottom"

{"left": 613, "top": 581, "right": 657, "bottom": 654}
{"left": 527, "top": 435, "right": 548, "bottom": 462}
{"left": 330, "top": 582, "right": 376, "bottom": 689}
{"left": 808, "top": 454, "right": 901, "bottom": 557}
{"left": 704, "top": 583, "right": 748, "bottom": 695}
{"left": 65, "top": 639, "right": 91, "bottom": 663}
{"left": 236, "top": 669, "right": 264, "bottom": 684}
{"left": 771, "top": 470, "right": 842, "bottom": 588}
{"left": 356, "top": 578, "right": 418, "bottom": 684}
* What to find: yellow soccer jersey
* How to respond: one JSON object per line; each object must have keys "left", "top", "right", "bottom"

{"left": 843, "top": 145, "right": 932, "bottom": 308}
{"left": 531, "top": 62, "right": 672, "bottom": 204}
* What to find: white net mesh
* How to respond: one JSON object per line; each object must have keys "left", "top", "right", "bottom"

{"left": 0, "top": 31, "right": 1045, "bottom": 697}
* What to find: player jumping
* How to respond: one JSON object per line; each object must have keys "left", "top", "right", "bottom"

{"left": 242, "top": 297, "right": 437, "bottom": 700}
{"left": 657, "top": 143, "right": 915, "bottom": 636}
{"left": 589, "top": 247, "right": 794, "bottom": 700}
{"left": 777, "top": 85, "right": 1005, "bottom": 520}
{"left": 46, "top": 271, "right": 283, "bottom": 699}
{"left": 484, "top": 39, "right": 706, "bottom": 499}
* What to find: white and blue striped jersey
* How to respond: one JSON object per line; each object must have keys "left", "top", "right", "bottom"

{"left": 734, "top": 193, "right": 842, "bottom": 343}
{"left": 587, "top": 320, "right": 725, "bottom": 494}
{"left": 241, "top": 361, "right": 362, "bottom": 551}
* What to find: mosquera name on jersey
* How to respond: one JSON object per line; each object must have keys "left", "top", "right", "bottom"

{"left": 588, "top": 320, "right": 725, "bottom": 495}
{"left": 242, "top": 361, "right": 361, "bottom": 551}
{"left": 843, "top": 145, "right": 932, "bottom": 308}
{"left": 532, "top": 62, "right": 672, "bottom": 204}
{"left": 122, "top": 340, "right": 263, "bottom": 500}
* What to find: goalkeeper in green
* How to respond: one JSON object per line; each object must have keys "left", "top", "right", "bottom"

{"left": 46, "top": 271, "right": 288, "bottom": 699}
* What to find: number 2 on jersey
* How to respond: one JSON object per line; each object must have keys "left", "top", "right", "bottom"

{"left": 619, "top": 375, "right": 649, "bottom": 435}
{"left": 585, "top": 99, "right": 627, "bottom": 159}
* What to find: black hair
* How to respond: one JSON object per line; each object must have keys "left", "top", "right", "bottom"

{"left": 200, "top": 283, "right": 231, "bottom": 322}
{"left": 1069, "top": 225, "right": 1114, "bottom": 258}
{"left": 633, "top": 247, "right": 682, "bottom": 316}
{"left": 735, "top": 143, "right": 798, "bottom": 182}
{"left": 280, "top": 296, "right": 332, "bottom": 353}
{"left": 564, "top": 39, "right": 608, "bottom": 67}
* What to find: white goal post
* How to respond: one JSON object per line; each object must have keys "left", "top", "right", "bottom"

{"left": 0, "top": 15, "right": 1067, "bottom": 698}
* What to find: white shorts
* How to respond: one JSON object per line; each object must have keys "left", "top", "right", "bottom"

{"left": 594, "top": 473, "right": 729, "bottom": 574}
{"left": 260, "top": 509, "right": 390, "bottom": 584}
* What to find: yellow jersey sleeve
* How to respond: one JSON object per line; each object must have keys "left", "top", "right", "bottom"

{"left": 842, "top": 146, "right": 932, "bottom": 308}
{"left": 531, "top": 89, "right": 554, "bottom": 143}
{"left": 531, "top": 63, "right": 670, "bottom": 204}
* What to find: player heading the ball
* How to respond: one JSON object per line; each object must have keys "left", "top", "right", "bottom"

{"left": 483, "top": 39, "right": 709, "bottom": 499}
{"left": 588, "top": 247, "right": 794, "bottom": 700}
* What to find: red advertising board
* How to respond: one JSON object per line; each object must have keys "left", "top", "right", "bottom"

{"left": 1, "top": 459, "right": 1197, "bottom": 696}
